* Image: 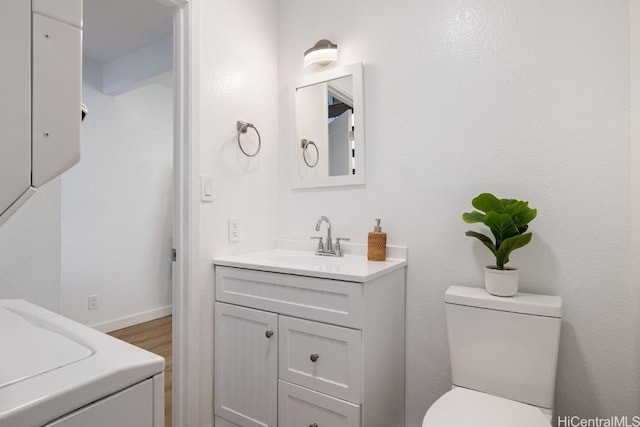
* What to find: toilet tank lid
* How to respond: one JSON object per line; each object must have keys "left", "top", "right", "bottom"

{"left": 445, "top": 286, "right": 562, "bottom": 318}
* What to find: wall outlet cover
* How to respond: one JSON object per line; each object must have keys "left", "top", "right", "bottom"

{"left": 229, "top": 218, "right": 240, "bottom": 242}
{"left": 88, "top": 295, "right": 98, "bottom": 311}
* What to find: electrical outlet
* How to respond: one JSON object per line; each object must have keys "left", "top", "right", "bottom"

{"left": 229, "top": 218, "right": 240, "bottom": 242}
{"left": 88, "top": 295, "right": 98, "bottom": 311}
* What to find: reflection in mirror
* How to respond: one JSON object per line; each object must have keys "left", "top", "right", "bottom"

{"left": 327, "top": 76, "right": 353, "bottom": 176}
{"left": 292, "top": 63, "right": 364, "bottom": 189}
{"left": 296, "top": 76, "right": 353, "bottom": 178}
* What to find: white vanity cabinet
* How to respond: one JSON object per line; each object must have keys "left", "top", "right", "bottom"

{"left": 215, "top": 303, "right": 278, "bottom": 427}
{"left": 213, "top": 251, "right": 406, "bottom": 427}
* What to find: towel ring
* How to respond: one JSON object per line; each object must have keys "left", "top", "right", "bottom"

{"left": 301, "top": 139, "right": 319, "bottom": 168}
{"left": 236, "top": 121, "right": 261, "bottom": 157}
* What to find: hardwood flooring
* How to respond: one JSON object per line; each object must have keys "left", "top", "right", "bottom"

{"left": 108, "top": 316, "right": 172, "bottom": 427}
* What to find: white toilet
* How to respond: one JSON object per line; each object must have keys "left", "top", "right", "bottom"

{"left": 423, "top": 285, "right": 562, "bottom": 427}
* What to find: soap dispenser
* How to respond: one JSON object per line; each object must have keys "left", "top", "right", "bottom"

{"left": 367, "top": 219, "right": 387, "bottom": 261}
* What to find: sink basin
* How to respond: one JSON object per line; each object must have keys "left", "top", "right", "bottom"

{"left": 213, "top": 247, "right": 407, "bottom": 282}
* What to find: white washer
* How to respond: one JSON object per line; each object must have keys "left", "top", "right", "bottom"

{"left": 0, "top": 300, "right": 164, "bottom": 427}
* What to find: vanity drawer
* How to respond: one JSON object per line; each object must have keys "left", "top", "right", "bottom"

{"left": 215, "top": 266, "right": 363, "bottom": 328}
{"left": 278, "top": 381, "right": 360, "bottom": 427}
{"left": 279, "top": 316, "right": 362, "bottom": 403}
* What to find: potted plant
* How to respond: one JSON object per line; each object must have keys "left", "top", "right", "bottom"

{"left": 462, "top": 192, "right": 537, "bottom": 296}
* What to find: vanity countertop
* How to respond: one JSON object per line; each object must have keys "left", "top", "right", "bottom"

{"left": 213, "top": 247, "right": 407, "bottom": 283}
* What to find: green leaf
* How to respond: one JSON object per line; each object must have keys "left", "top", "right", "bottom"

{"left": 484, "top": 212, "right": 519, "bottom": 247}
{"left": 500, "top": 198, "right": 518, "bottom": 208}
{"left": 471, "top": 193, "right": 503, "bottom": 214}
{"left": 465, "top": 231, "right": 496, "bottom": 255}
{"left": 503, "top": 201, "right": 537, "bottom": 228}
{"left": 462, "top": 211, "right": 485, "bottom": 223}
{"left": 495, "top": 233, "right": 532, "bottom": 269}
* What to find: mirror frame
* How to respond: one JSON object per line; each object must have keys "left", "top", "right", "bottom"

{"left": 290, "top": 62, "right": 365, "bottom": 189}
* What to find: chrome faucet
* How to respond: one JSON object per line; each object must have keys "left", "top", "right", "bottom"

{"left": 311, "top": 216, "right": 350, "bottom": 256}
{"left": 315, "top": 216, "right": 333, "bottom": 252}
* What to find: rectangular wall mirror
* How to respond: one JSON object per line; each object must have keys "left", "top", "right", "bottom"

{"left": 291, "top": 62, "right": 364, "bottom": 189}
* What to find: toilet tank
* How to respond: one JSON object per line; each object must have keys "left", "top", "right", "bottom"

{"left": 445, "top": 286, "right": 562, "bottom": 410}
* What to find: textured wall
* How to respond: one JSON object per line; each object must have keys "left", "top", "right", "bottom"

{"left": 61, "top": 58, "right": 173, "bottom": 328}
{"left": 0, "top": 181, "right": 61, "bottom": 312}
{"left": 277, "top": 0, "right": 635, "bottom": 424}
{"left": 197, "top": 0, "right": 279, "bottom": 424}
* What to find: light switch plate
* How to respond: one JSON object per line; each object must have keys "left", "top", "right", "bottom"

{"left": 201, "top": 175, "right": 214, "bottom": 202}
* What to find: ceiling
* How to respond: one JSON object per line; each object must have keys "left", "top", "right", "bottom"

{"left": 83, "top": 0, "right": 173, "bottom": 64}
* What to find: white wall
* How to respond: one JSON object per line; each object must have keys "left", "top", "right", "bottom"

{"left": 196, "top": 0, "right": 279, "bottom": 424}
{"left": 102, "top": 36, "right": 173, "bottom": 96}
{"left": 631, "top": 0, "right": 640, "bottom": 413}
{"left": 0, "top": 181, "right": 62, "bottom": 312}
{"left": 278, "top": 0, "right": 636, "bottom": 424}
{"left": 61, "top": 58, "right": 173, "bottom": 329}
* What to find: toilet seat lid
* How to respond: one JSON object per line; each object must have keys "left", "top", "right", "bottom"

{"left": 422, "top": 388, "right": 551, "bottom": 427}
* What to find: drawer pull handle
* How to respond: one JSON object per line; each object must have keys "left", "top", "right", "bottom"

{"left": 310, "top": 353, "right": 319, "bottom": 362}
{"left": 309, "top": 424, "right": 318, "bottom": 427}
{"left": 265, "top": 330, "right": 274, "bottom": 338}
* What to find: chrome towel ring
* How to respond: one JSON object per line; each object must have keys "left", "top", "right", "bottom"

{"left": 236, "top": 121, "right": 261, "bottom": 157}
{"left": 301, "top": 139, "right": 319, "bottom": 168}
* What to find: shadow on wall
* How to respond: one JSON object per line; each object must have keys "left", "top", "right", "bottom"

{"left": 518, "top": 237, "right": 558, "bottom": 295}
{"left": 469, "top": 234, "right": 559, "bottom": 294}
{"left": 554, "top": 322, "right": 599, "bottom": 422}
{"left": 219, "top": 128, "right": 263, "bottom": 173}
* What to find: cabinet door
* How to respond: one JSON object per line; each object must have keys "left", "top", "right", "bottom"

{"left": 32, "top": 11, "right": 82, "bottom": 187}
{"left": 215, "top": 302, "right": 278, "bottom": 427}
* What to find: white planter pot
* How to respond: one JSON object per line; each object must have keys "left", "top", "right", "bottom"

{"left": 484, "top": 266, "right": 519, "bottom": 297}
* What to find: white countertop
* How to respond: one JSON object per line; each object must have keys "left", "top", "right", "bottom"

{"left": 213, "top": 241, "right": 408, "bottom": 282}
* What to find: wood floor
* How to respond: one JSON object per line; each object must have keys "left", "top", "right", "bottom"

{"left": 108, "top": 316, "right": 172, "bottom": 427}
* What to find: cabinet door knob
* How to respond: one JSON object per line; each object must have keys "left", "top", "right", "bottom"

{"left": 265, "top": 330, "right": 274, "bottom": 338}
{"left": 310, "top": 353, "right": 319, "bottom": 362}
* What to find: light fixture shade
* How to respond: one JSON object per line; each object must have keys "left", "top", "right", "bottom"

{"left": 304, "top": 39, "right": 338, "bottom": 67}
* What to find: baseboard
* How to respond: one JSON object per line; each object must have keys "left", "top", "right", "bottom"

{"left": 92, "top": 305, "right": 173, "bottom": 333}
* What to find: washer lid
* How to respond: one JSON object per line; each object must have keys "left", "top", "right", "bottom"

{"left": 445, "top": 286, "right": 562, "bottom": 318}
{"left": 0, "top": 307, "right": 92, "bottom": 389}
{"left": 423, "top": 388, "right": 551, "bottom": 427}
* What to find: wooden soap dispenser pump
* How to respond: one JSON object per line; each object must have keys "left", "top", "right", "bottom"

{"left": 367, "top": 218, "right": 387, "bottom": 261}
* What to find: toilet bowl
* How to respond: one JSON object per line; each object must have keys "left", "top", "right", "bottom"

{"left": 422, "top": 388, "right": 551, "bottom": 427}
{"left": 422, "top": 286, "right": 562, "bottom": 427}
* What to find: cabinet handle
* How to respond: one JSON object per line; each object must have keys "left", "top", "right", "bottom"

{"left": 265, "top": 330, "right": 274, "bottom": 338}
{"left": 310, "top": 353, "right": 319, "bottom": 362}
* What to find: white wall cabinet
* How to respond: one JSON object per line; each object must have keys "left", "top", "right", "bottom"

{"left": 0, "top": 0, "right": 82, "bottom": 221}
{"left": 214, "top": 263, "right": 406, "bottom": 427}
{"left": 0, "top": 0, "right": 31, "bottom": 217}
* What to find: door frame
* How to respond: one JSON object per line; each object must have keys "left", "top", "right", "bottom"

{"left": 158, "top": 0, "right": 200, "bottom": 426}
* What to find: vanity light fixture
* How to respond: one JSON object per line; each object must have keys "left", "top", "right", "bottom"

{"left": 304, "top": 39, "right": 338, "bottom": 67}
